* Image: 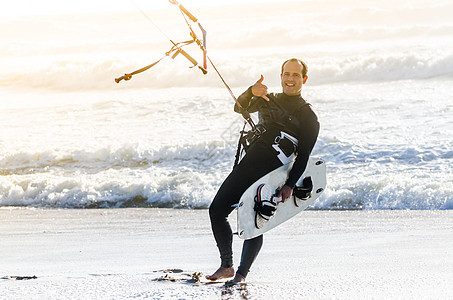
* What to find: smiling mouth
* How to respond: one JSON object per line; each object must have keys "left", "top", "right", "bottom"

{"left": 285, "top": 83, "right": 295, "bottom": 87}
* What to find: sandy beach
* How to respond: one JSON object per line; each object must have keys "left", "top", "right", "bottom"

{"left": 1, "top": 208, "right": 452, "bottom": 299}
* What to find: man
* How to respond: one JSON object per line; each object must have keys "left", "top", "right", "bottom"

{"left": 207, "top": 58, "right": 320, "bottom": 283}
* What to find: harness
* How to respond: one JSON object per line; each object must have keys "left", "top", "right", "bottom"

{"left": 233, "top": 123, "right": 298, "bottom": 168}
{"left": 272, "top": 131, "right": 298, "bottom": 165}
{"left": 233, "top": 123, "right": 266, "bottom": 167}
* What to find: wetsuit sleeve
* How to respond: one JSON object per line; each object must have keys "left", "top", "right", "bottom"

{"left": 234, "top": 86, "right": 266, "bottom": 113}
{"left": 285, "top": 108, "right": 320, "bottom": 188}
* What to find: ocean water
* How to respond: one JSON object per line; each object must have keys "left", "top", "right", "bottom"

{"left": 1, "top": 0, "right": 452, "bottom": 209}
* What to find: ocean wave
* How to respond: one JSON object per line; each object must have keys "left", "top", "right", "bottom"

{"left": 0, "top": 141, "right": 235, "bottom": 176}
{"left": 2, "top": 49, "right": 453, "bottom": 91}
{"left": 2, "top": 166, "right": 451, "bottom": 210}
{"left": 3, "top": 136, "right": 449, "bottom": 177}
{"left": 0, "top": 142, "right": 234, "bottom": 209}
{"left": 0, "top": 169, "right": 219, "bottom": 209}
{"left": 1, "top": 137, "right": 452, "bottom": 210}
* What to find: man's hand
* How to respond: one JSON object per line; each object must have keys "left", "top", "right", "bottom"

{"left": 251, "top": 75, "right": 270, "bottom": 101}
{"left": 278, "top": 185, "right": 293, "bottom": 202}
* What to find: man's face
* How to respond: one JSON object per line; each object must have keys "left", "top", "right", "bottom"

{"left": 280, "top": 60, "right": 307, "bottom": 96}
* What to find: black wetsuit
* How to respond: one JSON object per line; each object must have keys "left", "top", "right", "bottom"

{"left": 209, "top": 87, "right": 319, "bottom": 278}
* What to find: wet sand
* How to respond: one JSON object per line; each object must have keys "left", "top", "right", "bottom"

{"left": 1, "top": 208, "right": 452, "bottom": 299}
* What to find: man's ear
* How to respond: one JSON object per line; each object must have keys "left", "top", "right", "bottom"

{"left": 303, "top": 76, "right": 308, "bottom": 84}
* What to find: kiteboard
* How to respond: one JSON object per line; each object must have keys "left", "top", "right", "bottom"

{"left": 237, "top": 157, "right": 326, "bottom": 239}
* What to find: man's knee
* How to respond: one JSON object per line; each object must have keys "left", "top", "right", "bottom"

{"left": 209, "top": 200, "right": 225, "bottom": 221}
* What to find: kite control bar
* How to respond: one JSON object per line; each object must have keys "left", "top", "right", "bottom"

{"left": 115, "top": 39, "right": 206, "bottom": 84}
{"left": 115, "top": 0, "right": 207, "bottom": 84}
{"left": 172, "top": 46, "right": 207, "bottom": 74}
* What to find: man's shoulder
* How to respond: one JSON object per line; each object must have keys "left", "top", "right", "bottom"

{"left": 296, "top": 99, "right": 318, "bottom": 122}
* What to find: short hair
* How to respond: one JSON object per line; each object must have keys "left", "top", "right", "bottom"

{"left": 281, "top": 58, "right": 308, "bottom": 78}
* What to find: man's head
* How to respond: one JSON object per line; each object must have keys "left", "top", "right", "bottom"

{"left": 280, "top": 58, "right": 308, "bottom": 96}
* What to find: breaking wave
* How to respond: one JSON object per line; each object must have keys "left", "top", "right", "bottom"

{"left": 2, "top": 49, "right": 453, "bottom": 91}
{"left": 1, "top": 138, "right": 452, "bottom": 210}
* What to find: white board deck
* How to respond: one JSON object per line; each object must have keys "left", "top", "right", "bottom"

{"left": 237, "top": 157, "right": 326, "bottom": 239}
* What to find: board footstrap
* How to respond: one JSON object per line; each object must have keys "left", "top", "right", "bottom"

{"left": 254, "top": 184, "right": 279, "bottom": 229}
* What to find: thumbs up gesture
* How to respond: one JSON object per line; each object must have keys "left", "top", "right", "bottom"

{"left": 251, "top": 75, "right": 270, "bottom": 102}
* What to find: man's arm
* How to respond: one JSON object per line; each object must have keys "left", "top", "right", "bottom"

{"left": 234, "top": 86, "right": 254, "bottom": 113}
{"left": 279, "top": 108, "right": 320, "bottom": 200}
{"left": 234, "top": 75, "right": 270, "bottom": 113}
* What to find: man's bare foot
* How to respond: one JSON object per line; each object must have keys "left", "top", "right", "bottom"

{"left": 231, "top": 272, "right": 246, "bottom": 283}
{"left": 224, "top": 273, "right": 246, "bottom": 287}
{"left": 205, "top": 267, "right": 234, "bottom": 281}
